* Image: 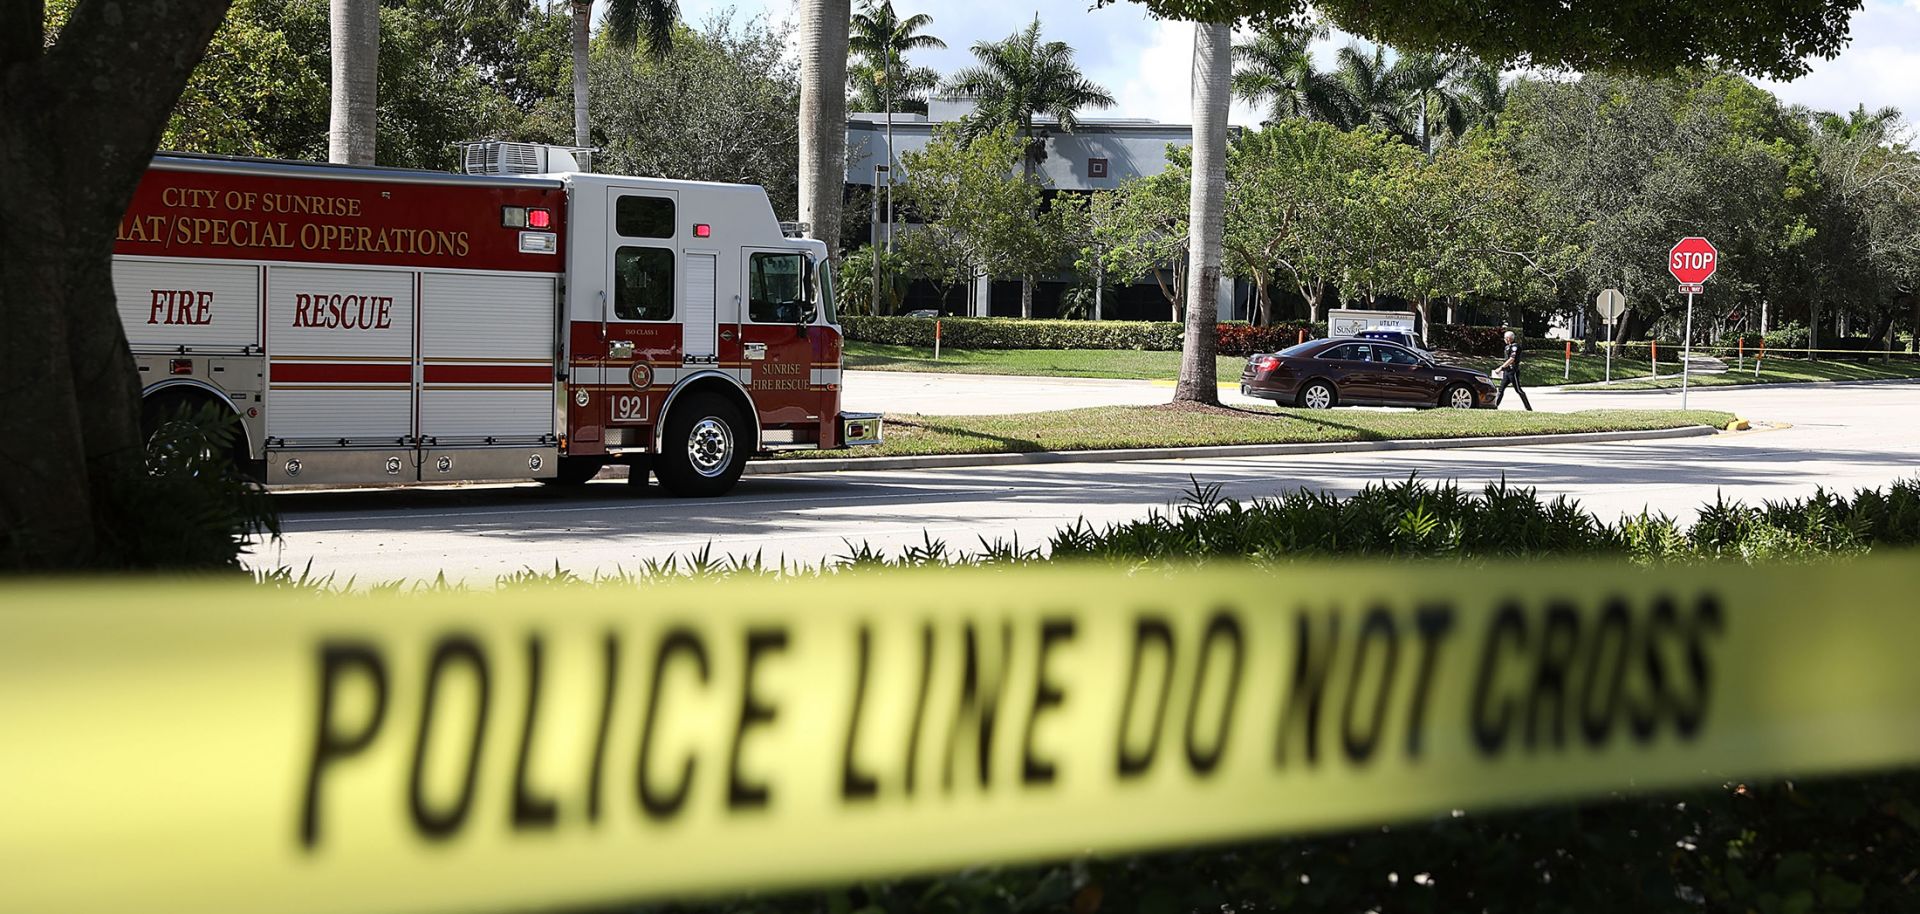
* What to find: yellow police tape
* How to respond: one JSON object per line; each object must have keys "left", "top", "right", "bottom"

{"left": 4, "top": 556, "right": 1920, "bottom": 913}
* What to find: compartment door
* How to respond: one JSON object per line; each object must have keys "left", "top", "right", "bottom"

{"left": 265, "top": 266, "right": 415, "bottom": 447}
{"left": 683, "top": 252, "right": 718, "bottom": 362}
{"left": 418, "top": 272, "right": 558, "bottom": 446}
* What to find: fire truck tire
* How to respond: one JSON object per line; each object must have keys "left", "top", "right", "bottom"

{"left": 655, "top": 392, "right": 746, "bottom": 498}
{"left": 541, "top": 456, "right": 607, "bottom": 486}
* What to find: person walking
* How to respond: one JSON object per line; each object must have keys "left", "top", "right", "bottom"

{"left": 1495, "top": 330, "right": 1532, "bottom": 410}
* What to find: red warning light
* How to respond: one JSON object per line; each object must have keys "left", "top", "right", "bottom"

{"left": 527, "top": 208, "right": 553, "bottom": 229}
{"left": 694, "top": 223, "right": 711, "bottom": 238}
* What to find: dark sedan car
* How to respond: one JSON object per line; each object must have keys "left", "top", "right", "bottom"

{"left": 1240, "top": 338, "right": 1498, "bottom": 409}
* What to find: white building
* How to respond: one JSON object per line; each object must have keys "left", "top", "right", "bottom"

{"left": 844, "top": 98, "right": 1245, "bottom": 320}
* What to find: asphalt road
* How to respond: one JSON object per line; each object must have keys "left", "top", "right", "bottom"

{"left": 260, "top": 377, "right": 1919, "bottom": 585}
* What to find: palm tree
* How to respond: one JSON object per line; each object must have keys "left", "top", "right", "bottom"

{"left": 570, "top": 0, "right": 679, "bottom": 150}
{"left": 1392, "top": 52, "right": 1510, "bottom": 153}
{"left": 328, "top": 0, "right": 378, "bottom": 165}
{"left": 1231, "top": 21, "right": 1346, "bottom": 127}
{"left": 847, "top": 60, "right": 941, "bottom": 115}
{"left": 799, "top": 0, "right": 853, "bottom": 254}
{"left": 1816, "top": 104, "right": 1903, "bottom": 142}
{"left": 1330, "top": 43, "right": 1407, "bottom": 137}
{"left": 1178, "top": 22, "right": 1232, "bottom": 407}
{"left": 1453, "top": 62, "right": 1508, "bottom": 134}
{"left": 848, "top": 2, "right": 943, "bottom": 265}
{"left": 945, "top": 16, "right": 1116, "bottom": 177}
{"left": 944, "top": 16, "right": 1113, "bottom": 316}
{"left": 848, "top": 2, "right": 945, "bottom": 115}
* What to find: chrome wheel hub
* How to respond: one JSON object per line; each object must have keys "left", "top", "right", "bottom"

{"left": 687, "top": 417, "right": 734, "bottom": 477}
{"left": 1449, "top": 387, "right": 1474, "bottom": 409}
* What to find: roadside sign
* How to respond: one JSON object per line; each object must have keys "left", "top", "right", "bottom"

{"left": 1668, "top": 237, "right": 1718, "bottom": 288}
{"left": 1595, "top": 288, "right": 1626, "bottom": 321}
{"left": 1667, "top": 237, "right": 1718, "bottom": 409}
{"left": 1596, "top": 289, "right": 1625, "bottom": 383}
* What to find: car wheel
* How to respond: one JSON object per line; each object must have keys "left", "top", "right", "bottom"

{"left": 1298, "top": 381, "right": 1336, "bottom": 410}
{"left": 1444, "top": 384, "right": 1475, "bottom": 410}
{"left": 654, "top": 392, "right": 746, "bottom": 498}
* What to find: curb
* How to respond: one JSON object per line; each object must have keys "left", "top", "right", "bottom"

{"left": 1555, "top": 377, "right": 1920, "bottom": 395}
{"left": 745, "top": 425, "right": 1718, "bottom": 476}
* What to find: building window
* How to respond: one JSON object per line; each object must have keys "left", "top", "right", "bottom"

{"left": 1088, "top": 158, "right": 1109, "bottom": 178}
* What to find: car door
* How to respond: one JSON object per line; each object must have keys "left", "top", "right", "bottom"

{"left": 1371, "top": 344, "right": 1430, "bottom": 404}
{"left": 1320, "top": 343, "right": 1385, "bottom": 402}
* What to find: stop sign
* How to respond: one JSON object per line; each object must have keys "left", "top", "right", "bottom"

{"left": 1669, "top": 237, "right": 1719, "bottom": 286}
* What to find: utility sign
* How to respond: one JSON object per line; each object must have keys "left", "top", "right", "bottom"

{"left": 1668, "top": 237, "right": 1718, "bottom": 293}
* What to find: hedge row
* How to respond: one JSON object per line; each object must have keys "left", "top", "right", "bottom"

{"left": 1427, "top": 324, "right": 1512, "bottom": 356}
{"left": 839, "top": 316, "right": 1325, "bottom": 355}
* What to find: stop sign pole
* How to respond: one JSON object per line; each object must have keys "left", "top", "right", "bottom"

{"left": 1668, "top": 237, "right": 1719, "bottom": 409}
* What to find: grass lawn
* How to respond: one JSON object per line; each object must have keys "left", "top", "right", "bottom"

{"left": 775, "top": 404, "right": 1735, "bottom": 460}
{"left": 1578, "top": 356, "right": 1920, "bottom": 390}
{"left": 844, "top": 342, "right": 1244, "bottom": 382}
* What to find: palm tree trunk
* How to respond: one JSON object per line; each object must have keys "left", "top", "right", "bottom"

{"left": 328, "top": 0, "right": 378, "bottom": 165}
{"left": 798, "top": 0, "right": 852, "bottom": 253}
{"left": 1174, "top": 22, "right": 1230, "bottom": 406}
{"left": 1021, "top": 276, "right": 1033, "bottom": 317}
{"left": 570, "top": 0, "right": 592, "bottom": 148}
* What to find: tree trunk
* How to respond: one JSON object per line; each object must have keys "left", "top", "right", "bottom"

{"left": 798, "top": 0, "right": 851, "bottom": 254}
{"left": 1256, "top": 277, "right": 1272, "bottom": 326}
{"left": 328, "top": 0, "right": 378, "bottom": 165}
{"left": 1020, "top": 277, "right": 1033, "bottom": 318}
{"left": 2, "top": 0, "right": 233, "bottom": 566}
{"left": 570, "top": 0, "right": 591, "bottom": 148}
{"left": 1174, "top": 23, "right": 1229, "bottom": 406}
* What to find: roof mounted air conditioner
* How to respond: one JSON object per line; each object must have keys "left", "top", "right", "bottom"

{"left": 460, "top": 141, "right": 592, "bottom": 175}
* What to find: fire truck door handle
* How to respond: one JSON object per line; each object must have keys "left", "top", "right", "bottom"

{"left": 598, "top": 289, "right": 608, "bottom": 341}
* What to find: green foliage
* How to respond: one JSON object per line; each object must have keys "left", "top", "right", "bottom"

{"left": 835, "top": 245, "right": 910, "bottom": 316}
{"left": 46, "top": 404, "right": 277, "bottom": 571}
{"left": 896, "top": 125, "right": 1075, "bottom": 301}
{"left": 54, "top": 0, "right": 574, "bottom": 169}
{"left": 1045, "top": 476, "right": 1919, "bottom": 564}
{"left": 590, "top": 14, "right": 800, "bottom": 217}
{"left": 1107, "top": 0, "right": 1859, "bottom": 81}
{"left": 846, "top": 1, "right": 946, "bottom": 116}
{"left": 842, "top": 316, "right": 1323, "bottom": 353}
{"left": 943, "top": 15, "right": 1115, "bottom": 162}
{"left": 843, "top": 316, "right": 1185, "bottom": 350}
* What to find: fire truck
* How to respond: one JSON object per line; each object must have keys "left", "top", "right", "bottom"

{"left": 114, "top": 143, "right": 880, "bottom": 497}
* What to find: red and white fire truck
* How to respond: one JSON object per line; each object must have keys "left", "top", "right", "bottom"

{"left": 114, "top": 142, "right": 879, "bottom": 496}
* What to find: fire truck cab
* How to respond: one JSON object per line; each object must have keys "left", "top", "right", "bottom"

{"left": 113, "top": 144, "right": 880, "bottom": 496}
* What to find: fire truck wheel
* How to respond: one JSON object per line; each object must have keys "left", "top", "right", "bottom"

{"left": 540, "top": 456, "right": 607, "bottom": 486}
{"left": 656, "top": 392, "right": 746, "bottom": 497}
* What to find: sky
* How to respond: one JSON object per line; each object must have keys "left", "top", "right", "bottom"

{"left": 673, "top": 0, "right": 1920, "bottom": 129}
